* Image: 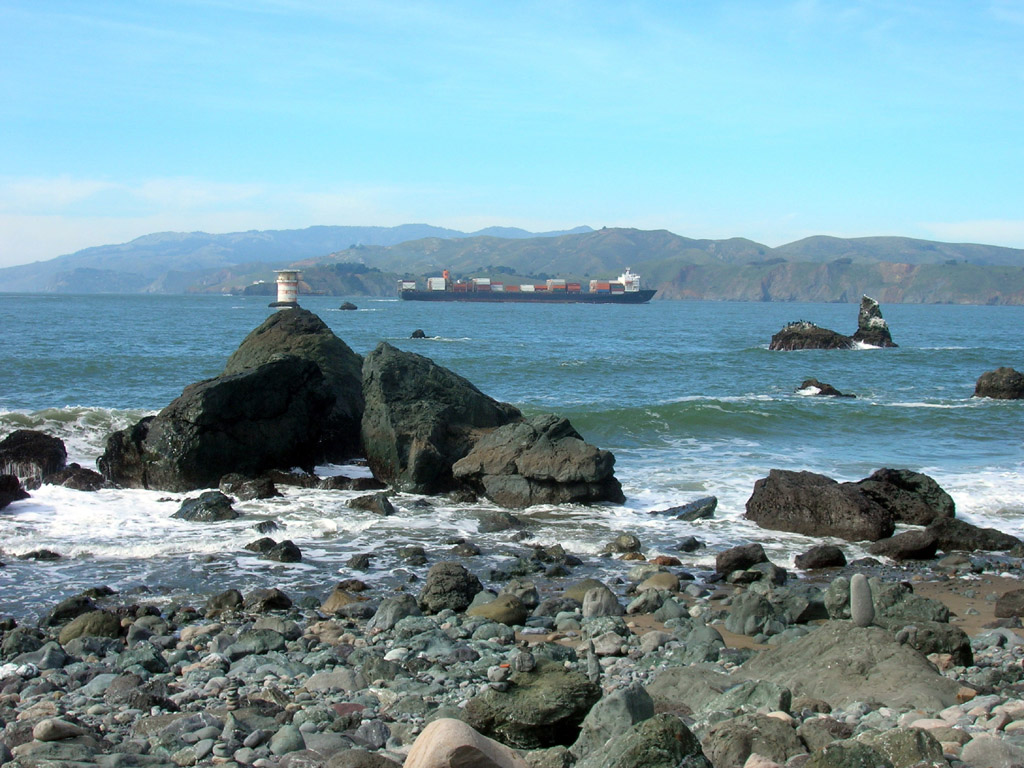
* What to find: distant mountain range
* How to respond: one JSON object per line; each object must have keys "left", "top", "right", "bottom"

{"left": 3, "top": 224, "right": 1024, "bottom": 304}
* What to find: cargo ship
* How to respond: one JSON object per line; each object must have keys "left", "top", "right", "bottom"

{"left": 398, "top": 268, "right": 656, "bottom": 303}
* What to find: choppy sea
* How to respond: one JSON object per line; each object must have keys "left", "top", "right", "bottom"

{"left": 2, "top": 293, "right": 1023, "bottom": 621}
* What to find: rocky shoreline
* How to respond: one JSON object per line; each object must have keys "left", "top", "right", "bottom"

{"left": 3, "top": 541, "right": 1024, "bottom": 768}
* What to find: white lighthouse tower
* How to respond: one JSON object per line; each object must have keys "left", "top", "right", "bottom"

{"left": 270, "top": 269, "right": 301, "bottom": 308}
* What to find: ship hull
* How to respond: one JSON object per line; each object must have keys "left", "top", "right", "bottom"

{"left": 400, "top": 289, "right": 656, "bottom": 304}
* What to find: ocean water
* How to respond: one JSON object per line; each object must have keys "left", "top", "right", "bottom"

{"left": 2, "top": 293, "right": 1023, "bottom": 622}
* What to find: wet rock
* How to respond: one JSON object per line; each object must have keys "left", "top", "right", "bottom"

{"left": 927, "top": 517, "right": 1022, "bottom": 552}
{"left": 868, "top": 530, "right": 939, "bottom": 561}
{"left": 361, "top": 342, "right": 521, "bottom": 493}
{"left": 206, "top": 588, "right": 244, "bottom": 616}
{"left": 418, "top": 562, "right": 483, "bottom": 614}
{"left": 244, "top": 587, "right": 292, "bottom": 612}
{"left": 745, "top": 470, "right": 894, "bottom": 542}
{"left": 794, "top": 545, "right": 847, "bottom": 570}
{"left": 57, "top": 610, "right": 122, "bottom": 644}
{"left": 172, "top": 490, "right": 239, "bottom": 522}
{"left": 219, "top": 473, "right": 281, "bottom": 500}
{"left": 856, "top": 468, "right": 955, "bottom": 526}
{"left": 453, "top": 414, "right": 625, "bottom": 508}
{"left": 349, "top": 492, "right": 396, "bottom": 516}
{"left": 974, "top": 367, "right": 1024, "bottom": 399}
{"left": 263, "top": 539, "right": 302, "bottom": 562}
{"left": 339, "top": 302, "right": 358, "bottom": 310}
{"left": 769, "top": 322, "right": 853, "bottom": 351}
{"left": 716, "top": 543, "right": 769, "bottom": 575}
{"left": 224, "top": 307, "right": 365, "bottom": 461}
{"left": 410, "top": 329, "right": 427, "bottom": 339}
{"left": 0, "top": 473, "right": 29, "bottom": 510}
{"left": 41, "top": 462, "right": 110, "bottom": 491}
{"left": 100, "top": 356, "right": 335, "bottom": 491}
{"left": 851, "top": 295, "right": 897, "bottom": 348}
{"left": 651, "top": 496, "right": 718, "bottom": 520}
{"left": 0, "top": 429, "right": 67, "bottom": 484}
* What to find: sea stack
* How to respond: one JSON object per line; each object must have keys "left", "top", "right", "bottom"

{"left": 851, "top": 295, "right": 897, "bottom": 347}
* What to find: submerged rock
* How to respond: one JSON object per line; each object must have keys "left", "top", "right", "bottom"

{"left": 172, "top": 491, "right": 239, "bottom": 522}
{"left": 797, "top": 379, "right": 855, "bottom": 398}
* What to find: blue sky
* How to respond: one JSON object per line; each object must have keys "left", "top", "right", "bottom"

{"left": 2, "top": 0, "right": 1023, "bottom": 267}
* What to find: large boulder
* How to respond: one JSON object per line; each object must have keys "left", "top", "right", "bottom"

{"left": 974, "top": 367, "right": 1024, "bottom": 399}
{"left": 98, "top": 357, "right": 334, "bottom": 491}
{"left": 0, "top": 474, "right": 30, "bottom": 511}
{"left": 360, "top": 343, "right": 521, "bottom": 493}
{"left": 463, "top": 659, "right": 601, "bottom": 749}
{"left": 851, "top": 295, "right": 897, "bottom": 347}
{"left": 222, "top": 308, "right": 365, "bottom": 460}
{"left": 855, "top": 468, "right": 955, "bottom": 525}
{"left": 452, "top": 414, "right": 624, "bottom": 508}
{"left": 739, "top": 621, "right": 961, "bottom": 710}
{"left": 0, "top": 430, "right": 67, "bottom": 484}
{"left": 926, "top": 517, "right": 1021, "bottom": 552}
{"left": 701, "top": 713, "right": 806, "bottom": 768}
{"left": 769, "top": 322, "right": 853, "bottom": 351}
{"left": 745, "top": 470, "right": 895, "bottom": 542}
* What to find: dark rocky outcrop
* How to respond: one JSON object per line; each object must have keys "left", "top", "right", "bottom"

{"left": 798, "top": 379, "right": 855, "bottom": 398}
{"left": 40, "top": 463, "right": 110, "bottom": 491}
{"left": 410, "top": 329, "right": 427, "bottom": 339}
{"left": 926, "top": 517, "right": 1022, "bottom": 552}
{"left": 222, "top": 307, "right": 365, "bottom": 460}
{"left": 769, "top": 322, "right": 853, "bottom": 351}
{"left": 974, "top": 366, "right": 1024, "bottom": 399}
{"left": 360, "top": 343, "right": 521, "bottom": 494}
{"left": 745, "top": 470, "right": 895, "bottom": 542}
{"left": 171, "top": 491, "right": 239, "bottom": 522}
{"left": 99, "top": 357, "right": 334, "bottom": 491}
{"left": 0, "top": 429, "right": 67, "bottom": 484}
{"left": 339, "top": 302, "right": 358, "bottom": 310}
{"left": 855, "top": 468, "right": 955, "bottom": 525}
{"left": 770, "top": 296, "right": 896, "bottom": 351}
{"left": 0, "top": 474, "right": 30, "bottom": 511}
{"left": 452, "top": 414, "right": 624, "bottom": 508}
{"left": 851, "top": 295, "right": 897, "bottom": 347}
{"left": 219, "top": 473, "right": 281, "bottom": 500}
{"left": 715, "top": 543, "right": 769, "bottom": 575}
